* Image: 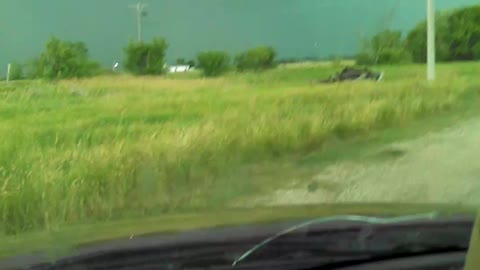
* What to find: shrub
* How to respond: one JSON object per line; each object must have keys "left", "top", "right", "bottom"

{"left": 371, "top": 30, "right": 412, "bottom": 64}
{"left": 358, "top": 30, "right": 412, "bottom": 65}
{"left": 235, "top": 46, "right": 277, "bottom": 71}
{"left": 187, "top": 59, "right": 196, "bottom": 68}
{"left": 8, "top": 62, "right": 24, "bottom": 81}
{"left": 124, "top": 38, "right": 168, "bottom": 75}
{"left": 30, "top": 37, "right": 101, "bottom": 80}
{"left": 355, "top": 52, "right": 375, "bottom": 66}
{"left": 197, "top": 51, "right": 230, "bottom": 77}
{"left": 377, "top": 48, "right": 412, "bottom": 64}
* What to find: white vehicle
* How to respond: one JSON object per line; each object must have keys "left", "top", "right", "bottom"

{"left": 168, "top": 65, "right": 191, "bottom": 73}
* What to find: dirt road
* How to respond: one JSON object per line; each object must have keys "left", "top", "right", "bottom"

{"left": 252, "top": 117, "right": 480, "bottom": 206}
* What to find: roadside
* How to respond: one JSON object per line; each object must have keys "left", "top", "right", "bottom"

{"left": 251, "top": 117, "right": 480, "bottom": 206}
{"left": 233, "top": 98, "right": 480, "bottom": 207}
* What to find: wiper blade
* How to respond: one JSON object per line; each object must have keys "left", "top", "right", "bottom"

{"left": 232, "top": 212, "right": 447, "bottom": 266}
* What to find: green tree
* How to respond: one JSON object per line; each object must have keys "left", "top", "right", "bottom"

{"left": 30, "top": 37, "right": 101, "bottom": 79}
{"left": 406, "top": 12, "right": 451, "bottom": 62}
{"left": 197, "top": 51, "right": 230, "bottom": 77}
{"left": 357, "top": 30, "right": 412, "bottom": 65}
{"left": 8, "top": 62, "right": 24, "bottom": 81}
{"left": 406, "top": 6, "right": 480, "bottom": 62}
{"left": 371, "top": 30, "right": 412, "bottom": 64}
{"left": 446, "top": 5, "right": 480, "bottom": 60}
{"left": 474, "top": 43, "right": 480, "bottom": 59}
{"left": 124, "top": 38, "right": 168, "bottom": 75}
{"left": 235, "top": 46, "right": 277, "bottom": 71}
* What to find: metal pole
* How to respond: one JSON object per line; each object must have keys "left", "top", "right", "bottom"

{"left": 427, "top": 0, "right": 435, "bottom": 81}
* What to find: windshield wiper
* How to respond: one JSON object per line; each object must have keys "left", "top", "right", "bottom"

{"left": 232, "top": 212, "right": 472, "bottom": 268}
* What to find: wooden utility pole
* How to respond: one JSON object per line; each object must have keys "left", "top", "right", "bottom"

{"left": 129, "top": 2, "right": 148, "bottom": 42}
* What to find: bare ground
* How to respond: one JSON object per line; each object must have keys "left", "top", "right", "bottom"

{"left": 244, "top": 117, "right": 480, "bottom": 206}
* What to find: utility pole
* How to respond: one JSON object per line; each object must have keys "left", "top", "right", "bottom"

{"left": 129, "top": 2, "right": 148, "bottom": 42}
{"left": 6, "top": 63, "right": 11, "bottom": 83}
{"left": 427, "top": 0, "right": 436, "bottom": 81}
{"left": 465, "top": 213, "right": 480, "bottom": 270}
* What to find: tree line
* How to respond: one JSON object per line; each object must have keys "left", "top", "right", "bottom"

{"left": 6, "top": 4, "right": 479, "bottom": 80}
{"left": 357, "top": 5, "right": 480, "bottom": 65}
{"left": 6, "top": 36, "right": 277, "bottom": 80}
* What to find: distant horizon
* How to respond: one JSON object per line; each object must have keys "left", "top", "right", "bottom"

{"left": 0, "top": 0, "right": 478, "bottom": 72}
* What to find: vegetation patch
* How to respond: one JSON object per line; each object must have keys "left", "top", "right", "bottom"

{"left": 0, "top": 63, "right": 479, "bottom": 235}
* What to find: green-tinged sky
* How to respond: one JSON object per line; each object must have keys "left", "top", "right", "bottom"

{"left": 0, "top": 0, "right": 478, "bottom": 71}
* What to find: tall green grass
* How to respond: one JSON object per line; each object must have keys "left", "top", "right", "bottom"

{"left": 1, "top": 62, "right": 479, "bottom": 235}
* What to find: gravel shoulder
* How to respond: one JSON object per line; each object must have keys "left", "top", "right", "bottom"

{"left": 248, "top": 117, "right": 480, "bottom": 206}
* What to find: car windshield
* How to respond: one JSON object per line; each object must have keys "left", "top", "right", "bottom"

{"left": 1, "top": 0, "right": 480, "bottom": 268}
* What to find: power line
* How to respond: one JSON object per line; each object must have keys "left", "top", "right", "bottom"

{"left": 129, "top": 2, "right": 148, "bottom": 42}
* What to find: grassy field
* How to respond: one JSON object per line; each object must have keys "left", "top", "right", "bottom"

{"left": 1, "top": 62, "right": 480, "bottom": 236}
